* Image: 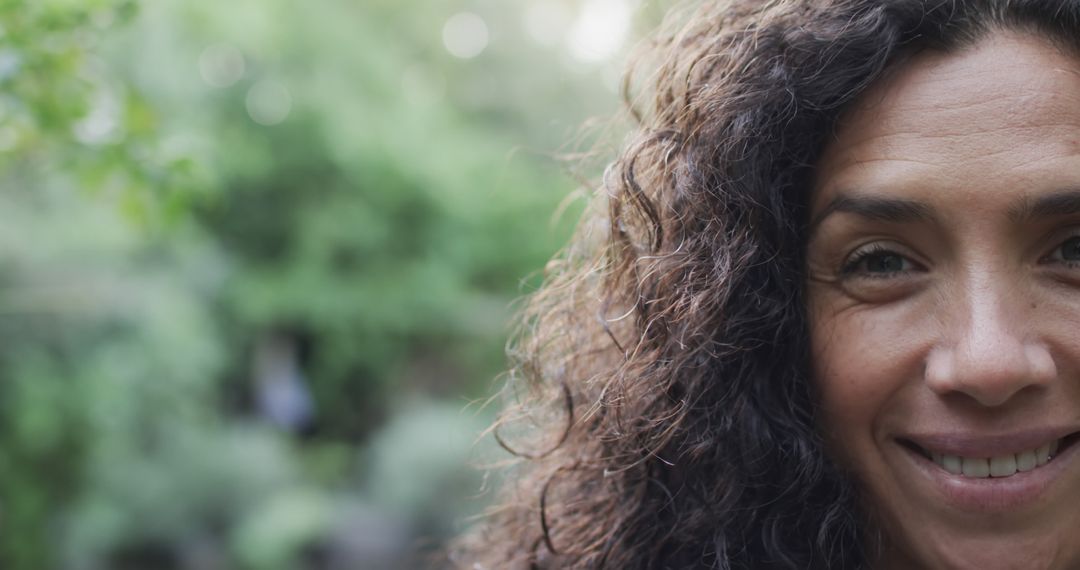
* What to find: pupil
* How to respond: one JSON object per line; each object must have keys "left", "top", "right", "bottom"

{"left": 868, "top": 254, "right": 902, "bottom": 273}
{"left": 1065, "top": 237, "right": 1080, "bottom": 261}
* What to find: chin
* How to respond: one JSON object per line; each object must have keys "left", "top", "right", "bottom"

{"left": 880, "top": 532, "right": 1065, "bottom": 570}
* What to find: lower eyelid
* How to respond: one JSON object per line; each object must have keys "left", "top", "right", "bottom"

{"left": 1043, "top": 259, "right": 1080, "bottom": 271}
{"left": 838, "top": 271, "right": 926, "bottom": 303}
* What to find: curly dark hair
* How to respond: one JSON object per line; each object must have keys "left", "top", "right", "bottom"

{"left": 451, "top": 1, "right": 1080, "bottom": 568}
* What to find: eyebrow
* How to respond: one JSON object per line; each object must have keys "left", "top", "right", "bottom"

{"left": 1008, "top": 188, "right": 1080, "bottom": 223}
{"left": 808, "top": 194, "right": 936, "bottom": 235}
{"left": 809, "top": 188, "right": 1080, "bottom": 236}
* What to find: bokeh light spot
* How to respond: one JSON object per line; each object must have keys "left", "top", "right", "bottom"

{"left": 246, "top": 80, "right": 292, "bottom": 126}
{"left": 199, "top": 43, "right": 246, "bottom": 88}
{"left": 567, "top": 0, "right": 632, "bottom": 63}
{"left": 442, "top": 12, "right": 489, "bottom": 60}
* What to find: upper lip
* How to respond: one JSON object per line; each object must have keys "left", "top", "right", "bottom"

{"left": 899, "top": 426, "right": 1079, "bottom": 458}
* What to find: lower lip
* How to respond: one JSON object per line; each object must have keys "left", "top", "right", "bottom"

{"left": 903, "top": 440, "right": 1078, "bottom": 512}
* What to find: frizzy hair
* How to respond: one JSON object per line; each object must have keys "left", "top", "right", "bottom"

{"left": 451, "top": 1, "right": 1080, "bottom": 568}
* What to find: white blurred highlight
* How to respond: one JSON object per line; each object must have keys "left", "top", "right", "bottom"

{"left": 199, "top": 43, "right": 246, "bottom": 88}
{"left": 567, "top": 0, "right": 632, "bottom": 63}
{"left": 442, "top": 12, "right": 489, "bottom": 59}
{"left": 246, "top": 80, "right": 292, "bottom": 126}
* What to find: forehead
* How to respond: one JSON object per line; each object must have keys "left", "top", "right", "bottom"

{"left": 813, "top": 32, "right": 1080, "bottom": 211}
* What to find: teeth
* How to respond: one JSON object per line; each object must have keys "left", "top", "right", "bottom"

{"left": 961, "top": 457, "right": 990, "bottom": 477}
{"left": 943, "top": 454, "right": 963, "bottom": 474}
{"left": 1037, "top": 443, "right": 1051, "bottom": 466}
{"left": 929, "top": 438, "right": 1063, "bottom": 478}
{"left": 1016, "top": 449, "right": 1037, "bottom": 472}
{"left": 989, "top": 454, "right": 1017, "bottom": 477}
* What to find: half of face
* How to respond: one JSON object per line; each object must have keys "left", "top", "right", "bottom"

{"left": 807, "top": 31, "right": 1080, "bottom": 570}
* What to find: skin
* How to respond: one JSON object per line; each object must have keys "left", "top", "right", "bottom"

{"left": 807, "top": 32, "right": 1080, "bottom": 569}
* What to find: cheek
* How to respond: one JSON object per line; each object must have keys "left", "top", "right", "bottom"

{"left": 812, "top": 319, "right": 878, "bottom": 456}
{"left": 811, "top": 304, "right": 888, "bottom": 403}
{"left": 809, "top": 301, "right": 925, "bottom": 460}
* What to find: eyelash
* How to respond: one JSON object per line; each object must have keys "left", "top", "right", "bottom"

{"left": 840, "top": 243, "right": 917, "bottom": 279}
{"left": 1042, "top": 234, "right": 1080, "bottom": 268}
{"left": 840, "top": 233, "right": 1080, "bottom": 279}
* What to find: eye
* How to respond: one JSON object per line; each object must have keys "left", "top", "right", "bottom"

{"left": 1044, "top": 235, "right": 1080, "bottom": 265}
{"left": 841, "top": 244, "right": 918, "bottom": 278}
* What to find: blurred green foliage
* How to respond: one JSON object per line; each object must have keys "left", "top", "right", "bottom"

{"left": 0, "top": 0, "right": 642, "bottom": 568}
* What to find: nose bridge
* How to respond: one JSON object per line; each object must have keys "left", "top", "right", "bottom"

{"left": 959, "top": 268, "right": 1023, "bottom": 359}
{"left": 926, "top": 263, "right": 1051, "bottom": 406}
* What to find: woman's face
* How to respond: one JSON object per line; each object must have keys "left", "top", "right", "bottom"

{"left": 808, "top": 32, "right": 1080, "bottom": 569}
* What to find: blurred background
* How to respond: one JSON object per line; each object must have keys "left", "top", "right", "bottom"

{"left": 0, "top": 0, "right": 662, "bottom": 568}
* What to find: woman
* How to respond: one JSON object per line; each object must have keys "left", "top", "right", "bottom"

{"left": 454, "top": 1, "right": 1080, "bottom": 568}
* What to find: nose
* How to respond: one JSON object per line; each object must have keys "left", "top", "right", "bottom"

{"left": 924, "top": 278, "right": 1056, "bottom": 407}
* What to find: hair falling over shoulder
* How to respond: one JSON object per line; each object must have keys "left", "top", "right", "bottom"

{"left": 448, "top": 1, "right": 1080, "bottom": 568}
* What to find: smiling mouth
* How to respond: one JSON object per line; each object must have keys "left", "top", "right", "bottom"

{"left": 901, "top": 433, "right": 1080, "bottom": 479}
